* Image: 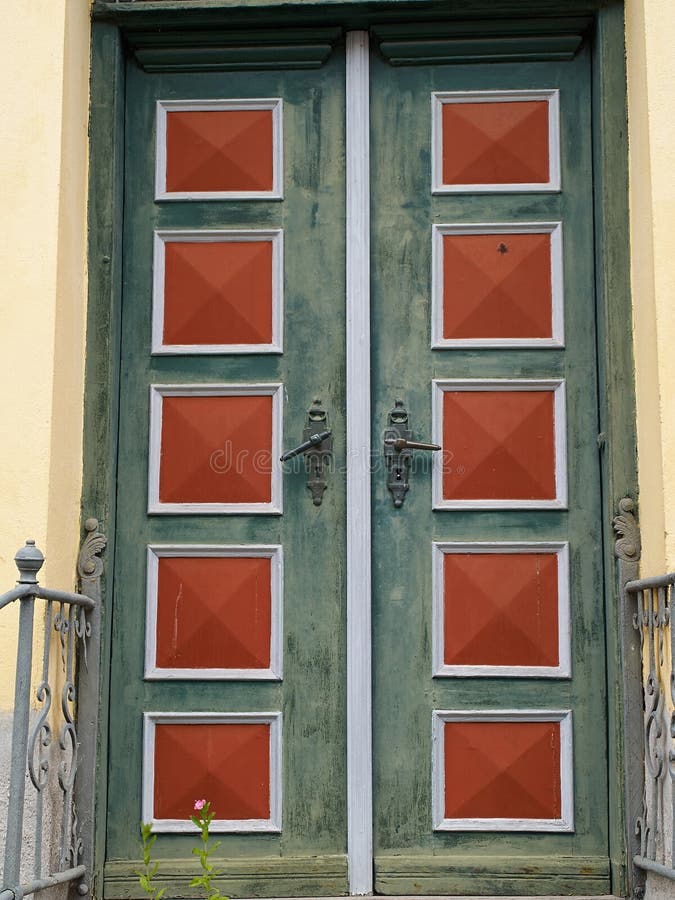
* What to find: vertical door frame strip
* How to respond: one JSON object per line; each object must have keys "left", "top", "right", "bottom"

{"left": 345, "top": 30, "right": 373, "bottom": 897}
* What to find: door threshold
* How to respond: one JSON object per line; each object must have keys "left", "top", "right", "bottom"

{"left": 238, "top": 896, "right": 624, "bottom": 899}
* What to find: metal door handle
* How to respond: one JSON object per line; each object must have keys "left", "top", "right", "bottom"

{"left": 281, "top": 398, "right": 333, "bottom": 506}
{"left": 384, "top": 399, "right": 439, "bottom": 508}
{"left": 384, "top": 438, "right": 441, "bottom": 452}
{"left": 281, "top": 430, "right": 332, "bottom": 461}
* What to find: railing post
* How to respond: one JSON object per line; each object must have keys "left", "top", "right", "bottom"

{"left": 3, "top": 541, "right": 44, "bottom": 889}
{"left": 614, "top": 498, "right": 646, "bottom": 899}
{"left": 670, "top": 594, "right": 675, "bottom": 872}
{"left": 71, "top": 519, "right": 106, "bottom": 900}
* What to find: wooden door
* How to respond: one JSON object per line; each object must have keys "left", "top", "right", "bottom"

{"left": 103, "top": 25, "right": 611, "bottom": 899}
{"left": 370, "top": 38, "right": 610, "bottom": 896}
{"left": 105, "top": 44, "right": 349, "bottom": 899}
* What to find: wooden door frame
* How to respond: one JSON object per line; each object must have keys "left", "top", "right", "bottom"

{"left": 84, "top": 2, "right": 635, "bottom": 896}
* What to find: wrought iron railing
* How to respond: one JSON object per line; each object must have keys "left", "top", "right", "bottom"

{"left": 615, "top": 497, "right": 675, "bottom": 894}
{"left": 0, "top": 520, "right": 105, "bottom": 900}
{"left": 625, "top": 571, "right": 675, "bottom": 883}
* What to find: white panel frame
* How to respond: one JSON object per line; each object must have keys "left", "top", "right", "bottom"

{"left": 155, "top": 98, "right": 283, "bottom": 201}
{"left": 431, "top": 222, "right": 564, "bottom": 349}
{"left": 152, "top": 229, "right": 283, "bottom": 355}
{"left": 432, "top": 709, "right": 574, "bottom": 832}
{"left": 145, "top": 544, "right": 283, "bottom": 681}
{"left": 432, "top": 378, "right": 568, "bottom": 510}
{"left": 431, "top": 89, "right": 561, "bottom": 194}
{"left": 143, "top": 711, "right": 282, "bottom": 833}
{"left": 148, "top": 382, "right": 283, "bottom": 515}
{"left": 432, "top": 541, "right": 571, "bottom": 678}
{"left": 345, "top": 30, "right": 373, "bottom": 897}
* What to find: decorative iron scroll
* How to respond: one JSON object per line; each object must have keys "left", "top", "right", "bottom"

{"left": 614, "top": 498, "right": 646, "bottom": 899}
{"left": 0, "top": 520, "right": 105, "bottom": 900}
{"left": 618, "top": 495, "right": 675, "bottom": 888}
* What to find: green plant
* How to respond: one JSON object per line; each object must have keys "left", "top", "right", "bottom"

{"left": 137, "top": 823, "right": 166, "bottom": 900}
{"left": 189, "top": 800, "right": 229, "bottom": 900}
{"left": 138, "top": 799, "right": 229, "bottom": 900}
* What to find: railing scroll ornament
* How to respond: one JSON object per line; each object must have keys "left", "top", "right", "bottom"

{"left": 0, "top": 519, "right": 106, "bottom": 900}
{"left": 614, "top": 497, "right": 647, "bottom": 899}
{"left": 616, "top": 497, "right": 675, "bottom": 890}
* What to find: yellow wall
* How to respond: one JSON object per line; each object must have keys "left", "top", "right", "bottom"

{"left": 626, "top": 0, "right": 675, "bottom": 575}
{"left": 0, "top": 1, "right": 672, "bottom": 709}
{"left": 0, "top": 0, "right": 90, "bottom": 710}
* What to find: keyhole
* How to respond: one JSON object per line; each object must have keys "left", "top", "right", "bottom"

{"left": 497, "top": 242, "right": 508, "bottom": 254}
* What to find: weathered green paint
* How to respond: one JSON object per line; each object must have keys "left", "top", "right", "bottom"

{"left": 374, "top": 853, "right": 610, "bottom": 896}
{"left": 372, "top": 19, "right": 592, "bottom": 65}
{"left": 369, "top": 40, "right": 610, "bottom": 894}
{"left": 376, "top": 35, "right": 585, "bottom": 65}
{"left": 93, "top": 0, "right": 613, "bottom": 26}
{"left": 103, "top": 856, "right": 347, "bottom": 899}
{"left": 83, "top": 20, "right": 127, "bottom": 900}
{"left": 128, "top": 27, "right": 343, "bottom": 72}
{"left": 84, "top": 4, "right": 636, "bottom": 898}
{"left": 374, "top": 873, "right": 611, "bottom": 896}
{"left": 104, "top": 46, "right": 348, "bottom": 898}
{"left": 372, "top": 17, "right": 595, "bottom": 39}
{"left": 591, "top": 5, "right": 638, "bottom": 898}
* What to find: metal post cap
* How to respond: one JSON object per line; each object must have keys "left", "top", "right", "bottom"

{"left": 14, "top": 539, "right": 45, "bottom": 584}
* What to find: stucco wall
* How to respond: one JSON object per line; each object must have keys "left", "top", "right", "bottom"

{"left": 0, "top": 0, "right": 90, "bottom": 710}
{"left": 0, "top": 0, "right": 670, "bottom": 707}
{"left": 626, "top": 3, "right": 675, "bottom": 895}
{"left": 626, "top": 0, "right": 675, "bottom": 576}
{"left": 0, "top": 0, "right": 673, "bottom": 894}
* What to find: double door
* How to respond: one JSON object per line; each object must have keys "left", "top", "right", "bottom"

{"left": 106, "top": 28, "right": 610, "bottom": 897}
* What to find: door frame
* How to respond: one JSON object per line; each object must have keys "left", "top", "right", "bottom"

{"left": 84, "top": 2, "right": 635, "bottom": 896}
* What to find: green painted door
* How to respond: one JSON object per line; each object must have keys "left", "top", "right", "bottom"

{"left": 105, "top": 46, "right": 349, "bottom": 898}
{"left": 105, "top": 26, "right": 611, "bottom": 899}
{"left": 370, "top": 40, "right": 610, "bottom": 896}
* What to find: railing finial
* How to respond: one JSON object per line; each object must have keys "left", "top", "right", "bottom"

{"left": 15, "top": 539, "right": 45, "bottom": 584}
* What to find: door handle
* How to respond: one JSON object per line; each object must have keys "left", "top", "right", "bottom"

{"left": 280, "top": 398, "right": 333, "bottom": 506}
{"left": 281, "top": 430, "right": 333, "bottom": 461}
{"left": 384, "top": 437, "right": 441, "bottom": 452}
{"left": 384, "top": 399, "right": 439, "bottom": 508}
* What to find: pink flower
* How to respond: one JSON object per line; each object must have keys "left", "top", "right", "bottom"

{"left": 194, "top": 799, "right": 206, "bottom": 811}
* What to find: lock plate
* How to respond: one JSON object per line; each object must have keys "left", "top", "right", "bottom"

{"left": 384, "top": 399, "right": 413, "bottom": 508}
{"left": 303, "top": 398, "right": 333, "bottom": 506}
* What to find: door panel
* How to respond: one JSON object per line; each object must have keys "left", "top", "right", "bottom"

{"left": 106, "top": 51, "right": 348, "bottom": 898}
{"left": 106, "top": 29, "right": 611, "bottom": 899}
{"left": 370, "top": 43, "right": 609, "bottom": 895}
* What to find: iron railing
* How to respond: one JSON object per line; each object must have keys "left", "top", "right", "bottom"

{"left": 0, "top": 520, "right": 105, "bottom": 900}
{"left": 615, "top": 497, "right": 675, "bottom": 895}
{"left": 625, "top": 571, "right": 675, "bottom": 884}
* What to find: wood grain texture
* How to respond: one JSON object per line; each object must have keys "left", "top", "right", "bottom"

{"left": 103, "top": 855, "right": 348, "bottom": 899}
{"left": 591, "top": 7, "right": 638, "bottom": 898}
{"left": 84, "top": 22, "right": 127, "bottom": 900}
{"left": 369, "top": 38, "right": 609, "bottom": 892}
{"left": 92, "top": 0, "right": 611, "bottom": 28}
{"left": 104, "top": 47, "right": 348, "bottom": 892}
{"left": 86, "top": 5, "right": 634, "bottom": 896}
